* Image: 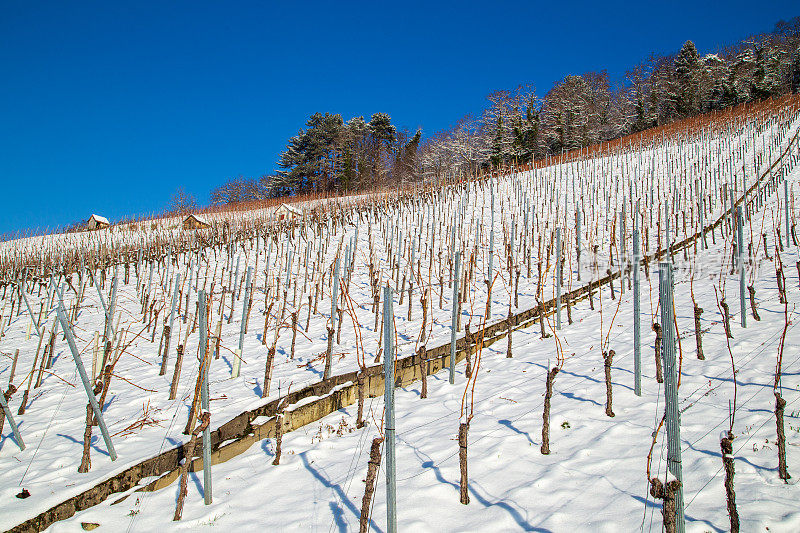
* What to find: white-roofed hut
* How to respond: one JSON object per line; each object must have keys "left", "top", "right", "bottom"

{"left": 276, "top": 203, "right": 302, "bottom": 221}
{"left": 182, "top": 213, "right": 211, "bottom": 230}
{"left": 87, "top": 214, "right": 110, "bottom": 230}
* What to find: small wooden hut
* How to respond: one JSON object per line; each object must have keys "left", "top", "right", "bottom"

{"left": 87, "top": 214, "right": 110, "bottom": 230}
{"left": 183, "top": 214, "right": 211, "bottom": 230}
{"left": 276, "top": 203, "right": 302, "bottom": 221}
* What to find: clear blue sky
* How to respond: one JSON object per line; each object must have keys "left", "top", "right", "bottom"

{"left": 1, "top": 1, "right": 797, "bottom": 236}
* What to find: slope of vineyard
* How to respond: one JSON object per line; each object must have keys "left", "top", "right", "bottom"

{"left": 51, "top": 213, "right": 800, "bottom": 532}
{"left": 1, "top": 96, "right": 800, "bottom": 531}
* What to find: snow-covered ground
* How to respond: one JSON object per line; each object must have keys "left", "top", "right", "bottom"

{"left": 44, "top": 204, "right": 800, "bottom": 532}
{"left": 1, "top": 102, "right": 800, "bottom": 531}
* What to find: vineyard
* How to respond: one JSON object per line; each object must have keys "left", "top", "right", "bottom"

{"left": 2, "top": 95, "right": 800, "bottom": 531}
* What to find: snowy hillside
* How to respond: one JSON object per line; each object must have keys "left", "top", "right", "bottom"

{"left": 2, "top": 96, "right": 800, "bottom": 532}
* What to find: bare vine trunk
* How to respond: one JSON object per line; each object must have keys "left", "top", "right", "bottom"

{"left": 721, "top": 300, "right": 733, "bottom": 338}
{"left": 273, "top": 412, "right": 284, "bottom": 465}
{"left": 359, "top": 437, "right": 383, "bottom": 533}
{"left": 174, "top": 412, "right": 210, "bottom": 521}
{"left": 324, "top": 326, "right": 334, "bottom": 380}
{"left": 419, "top": 345, "right": 428, "bottom": 399}
{"left": 649, "top": 478, "right": 682, "bottom": 533}
{"left": 262, "top": 345, "right": 276, "bottom": 398}
{"left": 721, "top": 432, "right": 740, "bottom": 532}
{"left": 464, "top": 324, "right": 472, "bottom": 379}
{"left": 337, "top": 308, "right": 344, "bottom": 344}
{"left": 566, "top": 292, "right": 572, "bottom": 325}
{"left": 506, "top": 307, "right": 513, "bottom": 358}
{"left": 159, "top": 325, "right": 171, "bottom": 376}
{"left": 776, "top": 392, "right": 791, "bottom": 482}
{"left": 603, "top": 350, "right": 615, "bottom": 417}
{"left": 458, "top": 422, "right": 470, "bottom": 505}
{"left": 78, "top": 403, "right": 93, "bottom": 473}
{"left": 693, "top": 304, "right": 705, "bottom": 360}
{"left": 290, "top": 311, "right": 298, "bottom": 359}
{"left": 747, "top": 285, "right": 760, "bottom": 321}
{"left": 538, "top": 299, "right": 550, "bottom": 338}
{"left": 777, "top": 267, "right": 787, "bottom": 304}
{"left": 652, "top": 323, "right": 664, "bottom": 384}
{"left": 541, "top": 367, "right": 559, "bottom": 455}
{"left": 0, "top": 386, "right": 16, "bottom": 435}
{"left": 169, "top": 345, "right": 184, "bottom": 400}
{"left": 419, "top": 291, "right": 428, "bottom": 344}
{"left": 356, "top": 368, "right": 366, "bottom": 429}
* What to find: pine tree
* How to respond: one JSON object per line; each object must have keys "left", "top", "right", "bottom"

{"left": 398, "top": 129, "right": 421, "bottom": 179}
{"left": 491, "top": 115, "right": 504, "bottom": 168}
{"left": 521, "top": 100, "right": 539, "bottom": 162}
{"left": 675, "top": 40, "right": 700, "bottom": 116}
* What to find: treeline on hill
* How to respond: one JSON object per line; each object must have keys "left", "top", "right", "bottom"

{"left": 209, "top": 113, "right": 421, "bottom": 203}
{"left": 209, "top": 16, "right": 800, "bottom": 205}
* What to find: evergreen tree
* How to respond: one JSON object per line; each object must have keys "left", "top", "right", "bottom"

{"left": 631, "top": 91, "right": 648, "bottom": 132}
{"left": 675, "top": 40, "right": 700, "bottom": 116}
{"left": 491, "top": 115, "right": 504, "bottom": 167}
{"left": 368, "top": 113, "right": 397, "bottom": 148}
{"left": 391, "top": 129, "right": 421, "bottom": 181}
{"left": 522, "top": 98, "right": 540, "bottom": 161}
